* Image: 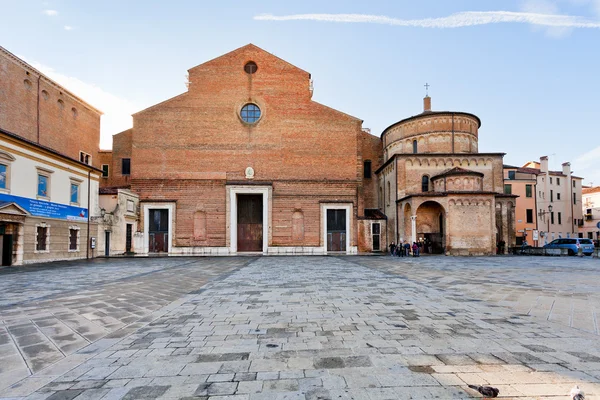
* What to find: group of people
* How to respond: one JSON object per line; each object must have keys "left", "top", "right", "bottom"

{"left": 388, "top": 240, "right": 421, "bottom": 257}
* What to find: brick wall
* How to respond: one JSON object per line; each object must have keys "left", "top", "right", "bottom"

{"left": 0, "top": 48, "right": 101, "bottom": 166}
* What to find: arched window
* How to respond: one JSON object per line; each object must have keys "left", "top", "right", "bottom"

{"left": 412, "top": 140, "right": 418, "bottom": 154}
{"left": 422, "top": 175, "right": 430, "bottom": 192}
{"left": 387, "top": 181, "right": 391, "bottom": 205}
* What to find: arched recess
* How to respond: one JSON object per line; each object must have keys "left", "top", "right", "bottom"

{"left": 193, "top": 211, "right": 207, "bottom": 241}
{"left": 415, "top": 201, "right": 446, "bottom": 254}
{"left": 292, "top": 210, "right": 304, "bottom": 242}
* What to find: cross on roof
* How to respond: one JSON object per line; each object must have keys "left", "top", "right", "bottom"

{"left": 424, "top": 82, "right": 430, "bottom": 97}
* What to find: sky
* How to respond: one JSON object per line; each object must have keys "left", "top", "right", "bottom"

{"left": 2, "top": 0, "right": 600, "bottom": 185}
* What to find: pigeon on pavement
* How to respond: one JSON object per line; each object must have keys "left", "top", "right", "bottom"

{"left": 468, "top": 384, "right": 500, "bottom": 398}
{"left": 570, "top": 385, "right": 585, "bottom": 400}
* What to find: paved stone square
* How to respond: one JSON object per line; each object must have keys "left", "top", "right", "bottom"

{"left": 1, "top": 255, "right": 600, "bottom": 399}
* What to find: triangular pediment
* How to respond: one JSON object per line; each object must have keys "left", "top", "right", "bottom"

{"left": 188, "top": 43, "right": 310, "bottom": 75}
{"left": 0, "top": 202, "right": 30, "bottom": 216}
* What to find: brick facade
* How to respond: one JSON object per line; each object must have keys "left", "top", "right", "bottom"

{"left": 0, "top": 46, "right": 102, "bottom": 167}
{"left": 100, "top": 45, "right": 512, "bottom": 256}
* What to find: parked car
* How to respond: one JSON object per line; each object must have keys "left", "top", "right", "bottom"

{"left": 543, "top": 238, "right": 595, "bottom": 256}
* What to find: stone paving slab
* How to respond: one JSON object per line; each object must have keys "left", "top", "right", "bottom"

{"left": 0, "top": 257, "right": 249, "bottom": 392}
{"left": 349, "top": 255, "right": 600, "bottom": 335}
{"left": 1, "top": 256, "right": 599, "bottom": 399}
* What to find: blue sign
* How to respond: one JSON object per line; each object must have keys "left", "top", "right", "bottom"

{"left": 0, "top": 193, "right": 87, "bottom": 221}
{"left": 597, "top": 221, "right": 600, "bottom": 230}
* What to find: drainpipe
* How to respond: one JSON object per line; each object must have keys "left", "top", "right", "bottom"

{"left": 570, "top": 178, "right": 575, "bottom": 236}
{"left": 86, "top": 170, "right": 91, "bottom": 259}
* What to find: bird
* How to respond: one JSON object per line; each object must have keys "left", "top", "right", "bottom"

{"left": 468, "top": 384, "right": 499, "bottom": 398}
{"left": 570, "top": 385, "right": 585, "bottom": 400}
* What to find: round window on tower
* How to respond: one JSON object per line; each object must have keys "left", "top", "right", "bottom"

{"left": 240, "top": 103, "right": 261, "bottom": 124}
{"left": 244, "top": 61, "right": 258, "bottom": 74}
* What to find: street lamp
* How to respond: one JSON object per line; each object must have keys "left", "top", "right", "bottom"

{"left": 538, "top": 204, "right": 553, "bottom": 244}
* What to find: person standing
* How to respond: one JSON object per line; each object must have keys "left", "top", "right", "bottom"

{"left": 412, "top": 242, "right": 419, "bottom": 257}
{"left": 404, "top": 241, "right": 411, "bottom": 257}
{"left": 399, "top": 240, "right": 405, "bottom": 257}
{"left": 389, "top": 242, "right": 396, "bottom": 256}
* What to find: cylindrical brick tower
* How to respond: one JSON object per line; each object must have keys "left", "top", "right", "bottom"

{"left": 381, "top": 97, "right": 481, "bottom": 162}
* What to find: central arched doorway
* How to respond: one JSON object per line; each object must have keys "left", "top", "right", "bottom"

{"left": 416, "top": 201, "right": 445, "bottom": 254}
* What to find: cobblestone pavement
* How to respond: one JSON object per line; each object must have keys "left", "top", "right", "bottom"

{"left": 0, "top": 258, "right": 250, "bottom": 393}
{"left": 1, "top": 256, "right": 600, "bottom": 399}
{"left": 349, "top": 255, "right": 600, "bottom": 335}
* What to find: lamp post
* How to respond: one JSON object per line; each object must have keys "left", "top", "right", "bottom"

{"left": 539, "top": 204, "right": 553, "bottom": 245}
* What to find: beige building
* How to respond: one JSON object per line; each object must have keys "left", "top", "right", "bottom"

{"left": 522, "top": 157, "right": 584, "bottom": 244}
{"left": 96, "top": 188, "right": 140, "bottom": 256}
{"left": 0, "top": 128, "right": 102, "bottom": 265}
{"left": 503, "top": 165, "right": 539, "bottom": 245}
{"left": 582, "top": 186, "right": 600, "bottom": 243}
{"left": 378, "top": 96, "right": 516, "bottom": 255}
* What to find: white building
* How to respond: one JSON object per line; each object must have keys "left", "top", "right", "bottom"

{"left": 523, "top": 156, "right": 584, "bottom": 244}
{"left": 0, "top": 128, "right": 102, "bottom": 265}
{"left": 582, "top": 187, "right": 600, "bottom": 243}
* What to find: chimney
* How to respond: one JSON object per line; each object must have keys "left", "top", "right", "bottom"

{"left": 562, "top": 162, "right": 571, "bottom": 176}
{"left": 540, "top": 156, "right": 549, "bottom": 173}
{"left": 423, "top": 96, "right": 431, "bottom": 112}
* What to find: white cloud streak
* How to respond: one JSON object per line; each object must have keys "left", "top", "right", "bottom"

{"left": 64, "top": 25, "right": 74, "bottom": 31}
{"left": 43, "top": 9, "right": 58, "bottom": 16}
{"left": 254, "top": 11, "right": 600, "bottom": 29}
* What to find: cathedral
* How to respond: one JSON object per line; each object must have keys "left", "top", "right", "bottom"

{"left": 100, "top": 44, "right": 515, "bottom": 256}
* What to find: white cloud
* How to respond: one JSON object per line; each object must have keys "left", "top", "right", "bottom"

{"left": 64, "top": 25, "right": 74, "bottom": 31}
{"left": 43, "top": 9, "right": 58, "bottom": 16}
{"left": 22, "top": 58, "right": 138, "bottom": 149}
{"left": 575, "top": 145, "right": 600, "bottom": 185}
{"left": 254, "top": 11, "right": 600, "bottom": 29}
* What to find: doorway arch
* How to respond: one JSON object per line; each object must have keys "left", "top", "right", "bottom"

{"left": 415, "top": 201, "right": 446, "bottom": 254}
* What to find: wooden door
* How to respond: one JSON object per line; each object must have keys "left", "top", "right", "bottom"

{"left": 327, "top": 209, "right": 346, "bottom": 252}
{"left": 149, "top": 209, "right": 169, "bottom": 253}
{"left": 125, "top": 224, "right": 133, "bottom": 253}
{"left": 1, "top": 234, "right": 12, "bottom": 266}
{"left": 237, "top": 194, "right": 263, "bottom": 252}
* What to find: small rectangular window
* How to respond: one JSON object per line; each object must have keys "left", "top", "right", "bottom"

{"left": 526, "top": 184, "right": 532, "bottom": 198}
{"left": 504, "top": 184, "right": 512, "bottom": 195}
{"left": 122, "top": 158, "right": 131, "bottom": 175}
{"left": 101, "top": 164, "right": 109, "bottom": 178}
{"left": 508, "top": 171, "right": 515, "bottom": 180}
{"left": 550, "top": 190, "right": 553, "bottom": 202}
{"left": 0, "top": 164, "right": 7, "bottom": 190}
{"left": 70, "top": 183, "right": 79, "bottom": 204}
{"left": 36, "top": 226, "right": 47, "bottom": 251}
{"left": 69, "top": 229, "right": 78, "bottom": 251}
{"left": 556, "top": 178, "right": 560, "bottom": 185}
{"left": 558, "top": 212, "right": 562, "bottom": 225}
{"left": 550, "top": 177, "right": 553, "bottom": 184}
{"left": 526, "top": 209, "right": 533, "bottom": 224}
{"left": 573, "top": 180, "right": 576, "bottom": 188}
{"left": 573, "top": 193, "right": 577, "bottom": 205}
{"left": 363, "top": 160, "right": 372, "bottom": 179}
{"left": 79, "top": 151, "right": 91, "bottom": 165}
{"left": 37, "top": 174, "right": 49, "bottom": 198}
{"left": 557, "top": 193, "right": 561, "bottom": 200}
{"left": 551, "top": 212, "right": 555, "bottom": 225}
